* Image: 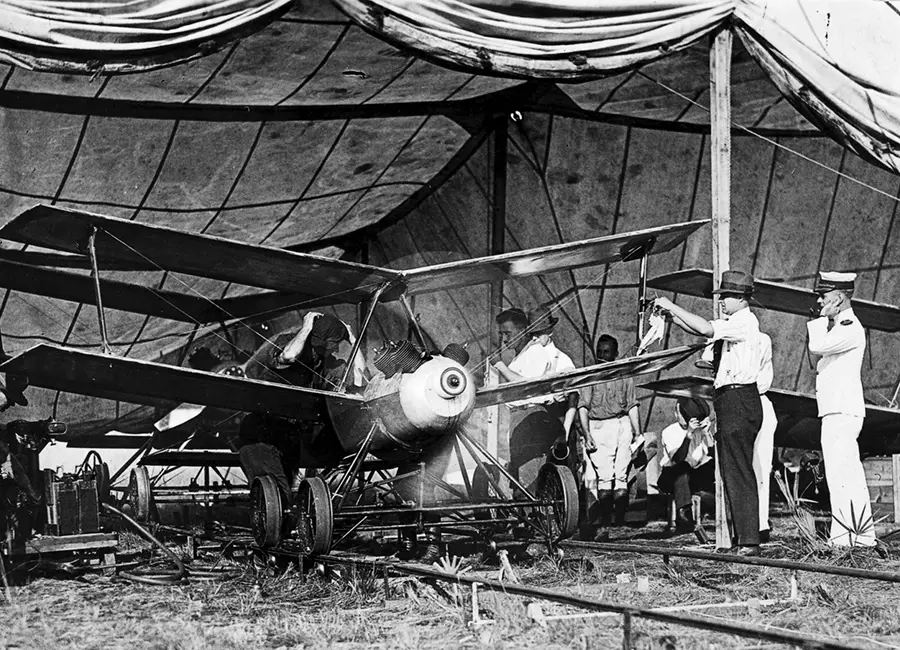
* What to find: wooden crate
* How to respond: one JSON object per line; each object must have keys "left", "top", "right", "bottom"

{"left": 862, "top": 456, "right": 900, "bottom": 523}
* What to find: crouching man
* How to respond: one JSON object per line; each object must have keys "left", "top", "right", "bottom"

{"left": 657, "top": 397, "right": 715, "bottom": 536}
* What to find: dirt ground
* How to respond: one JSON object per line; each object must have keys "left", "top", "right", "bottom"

{"left": 2, "top": 510, "right": 900, "bottom": 650}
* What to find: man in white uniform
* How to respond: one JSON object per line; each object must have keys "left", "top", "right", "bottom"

{"left": 493, "top": 308, "right": 576, "bottom": 492}
{"left": 808, "top": 271, "right": 876, "bottom": 547}
{"left": 753, "top": 332, "right": 777, "bottom": 542}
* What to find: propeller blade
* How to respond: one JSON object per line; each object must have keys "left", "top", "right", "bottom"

{"left": 154, "top": 403, "right": 207, "bottom": 432}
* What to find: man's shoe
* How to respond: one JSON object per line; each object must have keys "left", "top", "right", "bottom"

{"left": 736, "top": 545, "right": 761, "bottom": 557}
{"left": 674, "top": 505, "right": 694, "bottom": 534}
{"left": 759, "top": 529, "right": 771, "bottom": 544}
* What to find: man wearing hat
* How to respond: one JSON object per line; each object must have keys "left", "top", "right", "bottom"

{"left": 657, "top": 396, "right": 715, "bottom": 534}
{"left": 654, "top": 270, "right": 764, "bottom": 555}
{"left": 569, "top": 334, "right": 643, "bottom": 537}
{"left": 492, "top": 307, "right": 576, "bottom": 493}
{"left": 238, "top": 312, "right": 358, "bottom": 502}
{"left": 808, "top": 271, "right": 876, "bottom": 547}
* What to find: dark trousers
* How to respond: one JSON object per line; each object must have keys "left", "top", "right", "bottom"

{"left": 658, "top": 459, "right": 715, "bottom": 509}
{"left": 509, "top": 403, "right": 564, "bottom": 492}
{"left": 713, "top": 385, "right": 763, "bottom": 546}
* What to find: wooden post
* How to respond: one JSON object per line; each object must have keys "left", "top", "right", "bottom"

{"left": 892, "top": 454, "right": 900, "bottom": 524}
{"left": 486, "top": 115, "right": 508, "bottom": 462}
{"left": 710, "top": 27, "right": 733, "bottom": 550}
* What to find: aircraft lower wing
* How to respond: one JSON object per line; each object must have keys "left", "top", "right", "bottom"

{"left": 404, "top": 220, "right": 709, "bottom": 295}
{"left": 474, "top": 343, "right": 704, "bottom": 409}
{"left": 1, "top": 205, "right": 405, "bottom": 304}
{"left": 648, "top": 268, "right": 900, "bottom": 332}
{"left": 639, "top": 375, "right": 900, "bottom": 455}
{"left": 0, "top": 344, "right": 364, "bottom": 421}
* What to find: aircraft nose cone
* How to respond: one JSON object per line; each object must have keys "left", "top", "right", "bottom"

{"left": 438, "top": 367, "right": 467, "bottom": 397}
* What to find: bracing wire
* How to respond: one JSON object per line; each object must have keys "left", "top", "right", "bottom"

{"left": 472, "top": 257, "right": 630, "bottom": 373}
{"left": 637, "top": 69, "right": 900, "bottom": 207}
{"left": 99, "top": 230, "right": 390, "bottom": 391}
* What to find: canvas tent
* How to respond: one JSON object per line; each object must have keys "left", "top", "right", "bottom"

{"left": 0, "top": 0, "right": 897, "bottom": 439}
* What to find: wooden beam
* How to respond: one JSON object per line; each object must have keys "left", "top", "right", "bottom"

{"left": 487, "top": 115, "right": 508, "bottom": 461}
{"left": 893, "top": 455, "right": 900, "bottom": 524}
{"left": 710, "top": 27, "right": 733, "bottom": 550}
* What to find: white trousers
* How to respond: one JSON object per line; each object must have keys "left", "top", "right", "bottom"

{"left": 752, "top": 394, "right": 776, "bottom": 531}
{"left": 821, "top": 414, "right": 876, "bottom": 547}
{"left": 584, "top": 416, "right": 632, "bottom": 491}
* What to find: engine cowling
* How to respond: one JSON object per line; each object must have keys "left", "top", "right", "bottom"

{"left": 338, "top": 355, "right": 476, "bottom": 460}
{"left": 397, "top": 356, "right": 475, "bottom": 432}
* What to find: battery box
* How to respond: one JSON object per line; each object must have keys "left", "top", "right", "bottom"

{"left": 44, "top": 471, "right": 100, "bottom": 536}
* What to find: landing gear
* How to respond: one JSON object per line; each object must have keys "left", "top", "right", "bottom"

{"left": 129, "top": 466, "right": 153, "bottom": 523}
{"left": 296, "top": 477, "right": 333, "bottom": 555}
{"left": 250, "top": 475, "right": 283, "bottom": 548}
{"left": 471, "top": 463, "right": 501, "bottom": 530}
{"left": 535, "top": 462, "right": 579, "bottom": 542}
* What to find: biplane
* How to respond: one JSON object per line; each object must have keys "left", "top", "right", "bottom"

{"left": 643, "top": 268, "right": 900, "bottom": 455}
{"left": 0, "top": 205, "right": 708, "bottom": 553}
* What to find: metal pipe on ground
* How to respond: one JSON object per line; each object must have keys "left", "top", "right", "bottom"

{"left": 562, "top": 540, "right": 900, "bottom": 585}
{"left": 316, "top": 553, "right": 867, "bottom": 650}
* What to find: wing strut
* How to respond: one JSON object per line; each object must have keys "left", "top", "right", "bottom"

{"left": 88, "top": 226, "right": 112, "bottom": 354}
{"left": 625, "top": 237, "right": 655, "bottom": 348}
{"left": 338, "top": 281, "right": 390, "bottom": 392}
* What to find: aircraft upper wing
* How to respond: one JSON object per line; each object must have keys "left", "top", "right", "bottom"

{"left": 474, "top": 343, "right": 704, "bottom": 409}
{"left": 0, "top": 344, "right": 364, "bottom": 421}
{"left": 404, "top": 221, "right": 709, "bottom": 296}
{"left": 1, "top": 205, "right": 406, "bottom": 305}
{"left": 648, "top": 268, "right": 900, "bottom": 332}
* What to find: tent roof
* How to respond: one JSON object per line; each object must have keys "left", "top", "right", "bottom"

{"left": 0, "top": 4, "right": 814, "bottom": 264}
{"left": 1, "top": 3, "right": 812, "bottom": 133}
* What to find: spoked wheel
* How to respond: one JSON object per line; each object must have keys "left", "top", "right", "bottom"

{"left": 83, "top": 451, "right": 111, "bottom": 504}
{"left": 296, "top": 476, "right": 333, "bottom": 555}
{"left": 535, "top": 463, "right": 579, "bottom": 542}
{"left": 128, "top": 466, "right": 153, "bottom": 523}
{"left": 250, "top": 476, "right": 284, "bottom": 548}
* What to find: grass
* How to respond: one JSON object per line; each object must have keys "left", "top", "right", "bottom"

{"left": 2, "top": 515, "right": 900, "bottom": 649}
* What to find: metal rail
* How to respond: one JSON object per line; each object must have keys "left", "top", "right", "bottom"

{"left": 315, "top": 552, "right": 866, "bottom": 650}
{"left": 562, "top": 540, "right": 900, "bottom": 585}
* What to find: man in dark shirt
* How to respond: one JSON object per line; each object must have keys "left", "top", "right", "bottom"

{"left": 569, "top": 335, "right": 641, "bottom": 537}
{"left": 238, "top": 313, "right": 352, "bottom": 502}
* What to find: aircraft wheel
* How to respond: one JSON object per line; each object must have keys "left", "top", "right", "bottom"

{"left": 251, "top": 476, "right": 284, "bottom": 548}
{"left": 128, "top": 467, "right": 153, "bottom": 523}
{"left": 536, "top": 463, "right": 579, "bottom": 541}
{"left": 81, "top": 451, "right": 111, "bottom": 504}
{"left": 297, "top": 476, "right": 333, "bottom": 555}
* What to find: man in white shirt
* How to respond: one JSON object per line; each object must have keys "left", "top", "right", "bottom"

{"left": 657, "top": 397, "right": 715, "bottom": 533}
{"left": 808, "top": 271, "right": 876, "bottom": 547}
{"left": 654, "top": 270, "right": 764, "bottom": 555}
{"left": 754, "top": 332, "right": 777, "bottom": 542}
{"left": 493, "top": 308, "right": 577, "bottom": 492}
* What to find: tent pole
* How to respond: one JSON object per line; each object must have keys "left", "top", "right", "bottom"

{"left": 486, "top": 115, "right": 508, "bottom": 462}
{"left": 710, "top": 27, "right": 733, "bottom": 550}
